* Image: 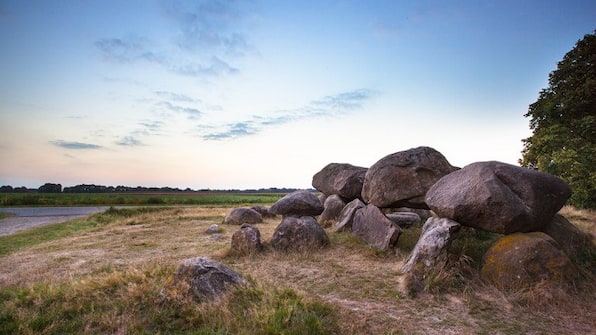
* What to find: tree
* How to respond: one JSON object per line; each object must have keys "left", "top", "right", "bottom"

{"left": 520, "top": 31, "right": 596, "bottom": 208}
{"left": 38, "top": 183, "right": 62, "bottom": 193}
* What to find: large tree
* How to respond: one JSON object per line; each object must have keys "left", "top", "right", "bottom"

{"left": 520, "top": 31, "right": 595, "bottom": 208}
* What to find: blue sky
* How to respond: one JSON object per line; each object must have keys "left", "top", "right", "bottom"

{"left": 0, "top": 0, "right": 594, "bottom": 189}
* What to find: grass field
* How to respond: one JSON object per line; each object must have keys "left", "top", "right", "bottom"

{"left": 0, "top": 205, "right": 594, "bottom": 334}
{"left": 0, "top": 192, "right": 284, "bottom": 207}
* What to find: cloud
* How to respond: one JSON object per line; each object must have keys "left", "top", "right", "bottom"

{"left": 163, "top": 0, "right": 251, "bottom": 56}
{"left": 199, "top": 88, "right": 376, "bottom": 140}
{"left": 94, "top": 37, "right": 164, "bottom": 64}
{"left": 157, "top": 101, "right": 202, "bottom": 118}
{"left": 172, "top": 56, "right": 239, "bottom": 77}
{"left": 154, "top": 91, "right": 199, "bottom": 103}
{"left": 115, "top": 136, "right": 144, "bottom": 147}
{"left": 50, "top": 140, "right": 102, "bottom": 150}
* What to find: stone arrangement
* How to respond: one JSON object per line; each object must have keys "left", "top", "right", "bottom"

{"left": 166, "top": 145, "right": 592, "bottom": 300}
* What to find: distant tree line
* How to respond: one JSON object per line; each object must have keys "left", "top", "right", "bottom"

{"left": 0, "top": 183, "right": 302, "bottom": 194}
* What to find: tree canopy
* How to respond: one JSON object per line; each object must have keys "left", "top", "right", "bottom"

{"left": 520, "top": 31, "right": 595, "bottom": 208}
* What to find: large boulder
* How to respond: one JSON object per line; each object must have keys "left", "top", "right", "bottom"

{"left": 352, "top": 204, "right": 401, "bottom": 250}
{"left": 319, "top": 194, "right": 347, "bottom": 226}
{"left": 362, "top": 146, "right": 457, "bottom": 209}
{"left": 271, "top": 216, "right": 329, "bottom": 251}
{"left": 269, "top": 190, "right": 324, "bottom": 217}
{"left": 161, "top": 257, "right": 244, "bottom": 302}
{"left": 335, "top": 198, "right": 366, "bottom": 232}
{"left": 231, "top": 224, "right": 263, "bottom": 254}
{"left": 426, "top": 161, "right": 572, "bottom": 234}
{"left": 312, "top": 163, "right": 367, "bottom": 200}
{"left": 224, "top": 208, "right": 263, "bottom": 225}
{"left": 541, "top": 214, "right": 594, "bottom": 259}
{"left": 251, "top": 205, "right": 276, "bottom": 219}
{"left": 481, "top": 232, "right": 578, "bottom": 291}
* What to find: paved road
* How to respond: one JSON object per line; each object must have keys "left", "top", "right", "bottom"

{"left": 0, "top": 206, "right": 109, "bottom": 236}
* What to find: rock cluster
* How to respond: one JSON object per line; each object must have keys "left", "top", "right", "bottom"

{"left": 170, "top": 146, "right": 586, "bottom": 302}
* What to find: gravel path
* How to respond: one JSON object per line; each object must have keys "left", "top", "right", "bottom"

{"left": 0, "top": 207, "right": 109, "bottom": 236}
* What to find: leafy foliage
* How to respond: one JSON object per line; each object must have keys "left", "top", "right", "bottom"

{"left": 520, "top": 31, "right": 596, "bottom": 208}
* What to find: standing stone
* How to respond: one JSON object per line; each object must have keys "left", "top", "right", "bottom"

{"left": 481, "top": 232, "right": 579, "bottom": 291}
{"left": 319, "top": 194, "right": 347, "bottom": 226}
{"left": 400, "top": 218, "right": 461, "bottom": 274}
{"left": 269, "top": 190, "right": 324, "bottom": 217}
{"left": 161, "top": 257, "right": 244, "bottom": 302}
{"left": 335, "top": 198, "right": 366, "bottom": 232}
{"left": 541, "top": 214, "right": 595, "bottom": 259}
{"left": 271, "top": 216, "right": 329, "bottom": 251}
{"left": 231, "top": 224, "right": 263, "bottom": 254}
{"left": 426, "top": 161, "right": 572, "bottom": 234}
{"left": 352, "top": 204, "right": 401, "bottom": 250}
{"left": 362, "top": 146, "right": 457, "bottom": 208}
{"left": 312, "top": 163, "right": 368, "bottom": 200}
{"left": 224, "top": 208, "right": 263, "bottom": 225}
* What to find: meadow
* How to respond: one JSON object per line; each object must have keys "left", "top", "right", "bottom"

{"left": 0, "top": 192, "right": 284, "bottom": 207}
{"left": 0, "top": 203, "right": 594, "bottom": 334}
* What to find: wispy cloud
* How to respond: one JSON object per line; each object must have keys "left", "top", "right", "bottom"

{"left": 50, "top": 140, "right": 102, "bottom": 150}
{"left": 157, "top": 101, "right": 202, "bottom": 118}
{"left": 115, "top": 136, "right": 144, "bottom": 147}
{"left": 199, "top": 88, "right": 376, "bottom": 140}
{"left": 94, "top": 1, "right": 254, "bottom": 78}
{"left": 154, "top": 91, "right": 199, "bottom": 103}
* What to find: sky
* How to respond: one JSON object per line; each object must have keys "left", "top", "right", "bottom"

{"left": 0, "top": 0, "right": 594, "bottom": 190}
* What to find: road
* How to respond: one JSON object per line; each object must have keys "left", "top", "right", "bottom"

{"left": 0, "top": 206, "right": 109, "bottom": 236}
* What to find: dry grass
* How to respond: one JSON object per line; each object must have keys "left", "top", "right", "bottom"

{"left": 0, "top": 206, "right": 594, "bottom": 334}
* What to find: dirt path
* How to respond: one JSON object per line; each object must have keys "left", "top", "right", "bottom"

{"left": 0, "top": 206, "right": 109, "bottom": 236}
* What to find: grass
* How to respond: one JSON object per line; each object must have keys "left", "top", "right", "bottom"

{"left": 0, "top": 213, "right": 14, "bottom": 220}
{"left": 0, "top": 192, "right": 284, "bottom": 207}
{"left": 0, "top": 205, "right": 594, "bottom": 334}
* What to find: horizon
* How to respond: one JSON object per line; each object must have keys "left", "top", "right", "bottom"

{"left": 1, "top": 1, "right": 595, "bottom": 190}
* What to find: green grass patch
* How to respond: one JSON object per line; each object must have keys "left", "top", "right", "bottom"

{"left": 0, "top": 212, "right": 14, "bottom": 220}
{"left": 0, "top": 192, "right": 284, "bottom": 207}
{"left": 0, "top": 264, "right": 338, "bottom": 335}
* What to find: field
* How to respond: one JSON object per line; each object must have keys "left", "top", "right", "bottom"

{"left": 0, "top": 192, "right": 284, "bottom": 207}
{"left": 0, "top": 203, "right": 594, "bottom": 334}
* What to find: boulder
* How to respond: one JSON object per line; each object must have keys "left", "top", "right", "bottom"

{"left": 481, "top": 232, "right": 578, "bottom": 290}
{"left": 269, "top": 190, "right": 324, "bottom": 217}
{"left": 231, "top": 224, "right": 263, "bottom": 254}
{"left": 400, "top": 217, "right": 461, "bottom": 273}
{"left": 541, "top": 214, "right": 594, "bottom": 259}
{"left": 251, "top": 205, "right": 276, "bottom": 218}
{"left": 362, "top": 146, "right": 457, "bottom": 208}
{"left": 391, "top": 207, "right": 432, "bottom": 221}
{"left": 319, "top": 194, "right": 347, "bottom": 226}
{"left": 426, "top": 161, "right": 572, "bottom": 234}
{"left": 271, "top": 216, "right": 329, "bottom": 251}
{"left": 335, "top": 198, "right": 365, "bottom": 232}
{"left": 386, "top": 212, "right": 421, "bottom": 228}
{"left": 352, "top": 204, "right": 401, "bottom": 250}
{"left": 205, "top": 224, "right": 221, "bottom": 234}
{"left": 161, "top": 257, "right": 244, "bottom": 302}
{"left": 224, "top": 208, "right": 263, "bottom": 225}
{"left": 312, "top": 163, "right": 367, "bottom": 200}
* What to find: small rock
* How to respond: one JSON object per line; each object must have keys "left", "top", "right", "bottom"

{"left": 231, "top": 224, "right": 263, "bottom": 254}
{"left": 206, "top": 224, "right": 221, "bottom": 234}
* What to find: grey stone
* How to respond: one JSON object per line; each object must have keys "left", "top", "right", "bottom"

{"left": 319, "top": 194, "right": 347, "bottom": 226}
{"left": 312, "top": 163, "right": 367, "bottom": 200}
{"left": 231, "top": 224, "right": 263, "bottom": 254}
{"left": 271, "top": 216, "right": 329, "bottom": 251}
{"left": 335, "top": 198, "right": 365, "bottom": 232}
{"left": 352, "top": 204, "right": 401, "bottom": 250}
{"left": 269, "top": 190, "right": 324, "bottom": 217}
{"left": 224, "top": 208, "right": 263, "bottom": 225}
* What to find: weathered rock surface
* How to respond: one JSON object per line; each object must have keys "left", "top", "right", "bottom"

{"left": 335, "top": 198, "right": 365, "bottom": 232}
{"left": 269, "top": 190, "right": 324, "bottom": 217}
{"left": 312, "top": 163, "right": 367, "bottom": 200}
{"left": 206, "top": 224, "right": 221, "bottom": 234}
{"left": 426, "top": 161, "right": 572, "bottom": 234}
{"left": 481, "top": 232, "right": 578, "bottom": 290}
{"left": 251, "top": 205, "right": 276, "bottom": 218}
{"left": 541, "top": 214, "right": 595, "bottom": 259}
{"left": 352, "top": 204, "right": 400, "bottom": 250}
{"left": 400, "top": 217, "right": 461, "bottom": 274}
{"left": 231, "top": 224, "right": 263, "bottom": 254}
{"left": 271, "top": 216, "right": 329, "bottom": 251}
{"left": 386, "top": 212, "right": 421, "bottom": 228}
{"left": 319, "top": 194, "right": 346, "bottom": 226}
{"left": 224, "top": 208, "right": 263, "bottom": 225}
{"left": 161, "top": 257, "right": 244, "bottom": 302}
{"left": 362, "top": 146, "right": 457, "bottom": 208}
